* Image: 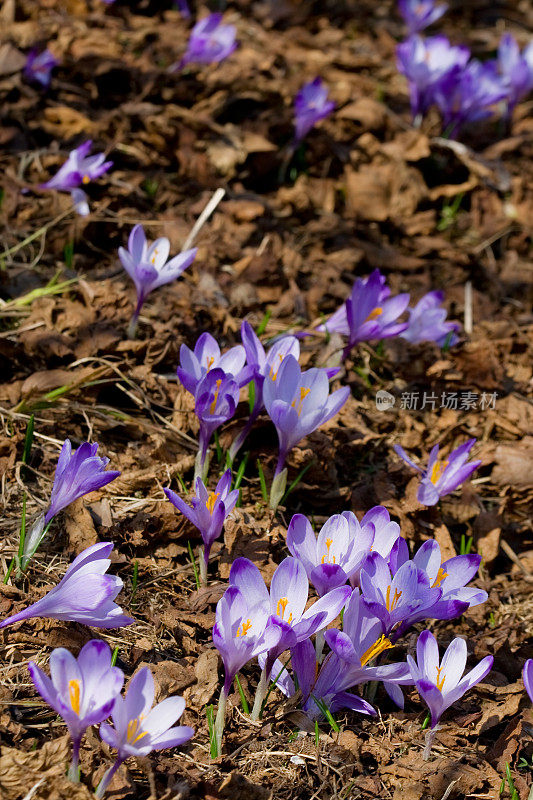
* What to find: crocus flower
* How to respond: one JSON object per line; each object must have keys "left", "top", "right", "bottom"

{"left": 175, "top": 0, "right": 191, "bottom": 17}
{"left": 324, "top": 589, "right": 413, "bottom": 707}
{"left": 177, "top": 331, "right": 250, "bottom": 396}
{"left": 41, "top": 140, "right": 112, "bottom": 216}
{"left": 318, "top": 270, "right": 410, "bottom": 359}
{"left": 523, "top": 660, "right": 533, "bottom": 704}
{"left": 401, "top": 291, "right": 460, "bottom": 346}
{"left": 194, "top": 368, "right": 240, "bottom": 480}
{"left": 261, "top": 638, "right": 376, "bottom": 721}
{"left": 97, "top": 667, "right": 193, "bottom": 798}
{"left": 294, "top": 78, "right": 335, "bottom": 142}
{"left": 24, "top": 48, "right": 58, "bottom": 88}
{"left": 263, "top": 354, "right": 349, "bottom": 506}
{"left": 0, "top": 543, "right": 133, "bottom": 630}
{"left": 393, "top": 439, "right": 481, "bottom": 506}
{"left": 164, "top": 468, "right": 239, "bottom": 584}
{"left": 434, "top": 59, "right": 506, "bottom": 137}
{"left": 173, "top": 13, "right": 237, "bottom": 71}
{"left": 358, "top": 551, "right": 442, "bottom": 638}
{"left": 398, "top": 0, "right": 448, "bottom": 33}
{"left": 212, "top": 584, "right": 282, "bottom": 752}
{"left": 119, "top": 224, "right": 197, "bottom": 338}
{"left": 286, "top": 511, "right": 374, "bottom": 597}
{"left": 28, "top": 640, "right": 123, "bottom": 781}
{"left": 396, "top": 35, "right": 470, "bottom": 119}
{"left": 229, "top": 556, "right": 351, "bottom": 719}
{"left": 495, "top": 33, "right": 533, "bottom": 115}
{"left": 357, "top": 506, "right": 401, "bottom": 563}
{"left": 408, "top": 630, "right": 493, "bottom": 757}
{"left": 21, "top": 439, "right": 119, "bottom": 569}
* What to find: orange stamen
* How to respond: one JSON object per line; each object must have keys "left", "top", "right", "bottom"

{"left": 209, "top": 379, "right": 222, "bottom": 415}
{"left": 432, "top": 567, "right": 448, "bottom": 588}
{"left": 206, "top": 491, "right": 220, "bottom": 515}
{"left": 436, "top": 665, "right": 446, "bottom": 691}
{"left": 69, "top": 680, "right": 80, "bottom": 715}
{"left": 236, "top": 618, "right": 252, "bottom": 638}
{"left": 360, "top": 634, "right": 393, "bottom": 666}
{"left": 385, "top": 585, "right": 403, "bottom": 612}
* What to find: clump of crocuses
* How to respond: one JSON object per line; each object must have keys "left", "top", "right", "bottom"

{"left": 119, "top": 224, "right": 197, "bottom": 338}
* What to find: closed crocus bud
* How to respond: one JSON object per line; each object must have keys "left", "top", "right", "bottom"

{"left": 398, "top": 0, "right": 448, "bottom": 34}
{"left": 24, "top": 48, "right": 58, "bottom": 88}
{"left": 523, "top": 660, "right": 533, "bottom": 704}
{"left": 401, "top": 291, "right": 460, "bottom": 346}
{"left": 294, "top": 78, "right": 335, "bottom": 142}
{"left": 172, "top": 13, "right": 237, "bottom": 71}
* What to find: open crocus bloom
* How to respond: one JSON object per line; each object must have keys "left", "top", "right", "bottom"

{"left": 263, "top": 354, "right": 350, "bottom": 476}
{"left": 390, "top": 538, "right": 488, "bottom": 631}
{"left": 317, "top": 270, "right": 409, "bottom": 357}
{"left": 294, "top": 77, "right": 335, "bottom": 142}
{"left": 393, "top": 439, "right": 481, "bottom": 506}
{"left": 41, "top": 140, "right": 112, "bottom": 215}
{"left": 177, "top": 331, "right": 250, "bottom": 395}
{"left": 164, "top": 468, "right": 239, "bottom": 581}
{"left": 29, "top": 640, "right": 123, "bottom": 779}
{"left": 408, "top": 630, "right": 493, "bottom": 728}
{"left": 359, "top": 552, "right": 442, "bottom": 638}
{"left": 396, "top": 34, "right": 470, "bottom": 118}
{"left": 523, "top": 660, "right": 533, "bottom": 704}
{"left": 176, "top": 13, "right": 237, "bottom": 70}
{"left": 434, "top": 59, "right": 506, "bottom": 137}
{"left": 401, "top": 291, "right": 460, "bottom": 346}
{"left": 119, "top": 224, "right": 197, "bottom": 333}
{"left": 398, "top": 0, "right": 448, "bottom": 33}
{"left": 324, "top": 589, "right": 412, "bottom": 707}
{"left": 261, "top": 638, "right": 376, "bottom": 721}
{"left": 0, "top": 543, "right": 133, "bottom": 630}
{"left": 229, "top": 556, "right": 351, "bottom": 670}
{"left": 287, "top": 512, "right": 374, "bottom": 596}
{"left": 212, "top": 585, "right": 282, "bottom": 693}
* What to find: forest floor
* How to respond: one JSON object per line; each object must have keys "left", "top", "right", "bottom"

{"left": 0, "top": 1, "right": 532, "bottom": 798}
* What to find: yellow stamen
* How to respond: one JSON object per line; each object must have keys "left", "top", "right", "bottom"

{"left": 69, "top": 679, "right": 80, "bottom": 715}
{"left": 269, "top": 353, "right": 284, "bottom": 381}
{"left": 385, "top": 585, "right": 403, "bottom": 612}
{"left": 365, "top": 306, "right": 383, "bottom": 322}
{"left": 291, "top": 386, "right": 311, "bottom": 416}
{"left": 206, "top": 491, "right": 220, "bottom": 515}
{"left": 82, "top": 175, "right": 90, "bottom": 184}
{"left": 276, "top": 597, "right": 288, "bottom": 619}
{"left": 206, "top": 356, "right": 215, "bottom": 370}
{"left": 127, "top": 716, "right": 148, "bottom": 744}
{"left": 150, "top": 248, "right": 158, "bottom": 265}
{"left": 236, "top": 618, "right": 252, "bottom": 638}
{"left": 436, "top": 665, "right": 446, "bottom": 691}
{"left": 321, "top": 538, "right": 336, "bottom": 565}
{"left": 209, "top": 379, "right": 222, "bottom": 415}
{"left": 430, "top": 459, "right": 449, "bottom": 485}
{"left": 360, "top": 634, "right": 393, "bottom": 666}
{"left": 432, "top": 567, "right": 448, "bottom": 588}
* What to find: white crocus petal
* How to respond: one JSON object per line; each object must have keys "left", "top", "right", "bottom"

{"left": 71, "top": 188, "right": 90, "bottom": 216}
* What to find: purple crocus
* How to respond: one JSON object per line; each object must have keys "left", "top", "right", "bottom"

{"left": 523, "top": 660, "right": 533, "bottom": 704}
{"left": 228, "top": 322, "right": 300, "bottom": 461}
{"left": 324, "top": 589, "right": 413, "bottom": 707}
{"left": 434, "top": 59, "right": 506, "bottom": 137}
{"left": 401, "top": 291, "right": 460, "bottom": 346}
{"left": 175, "top": 0, "right": 191, "bottom": 17}
{"left": 286, "top": 512, "right": 374, "bottom": 597}
{"left": 41, "top": 140, "right": 112, "bottom": 216}
{"left": 294, "top": 78, "right": 335, "bottom": 143}
{"left": 21, "top": 439, "right": 119, "bottom": 570}
{"left": 262, "top": 638, "right": 376, "bottom": 721}
{"left": 119, "top": 224, "right": 197, "bottom": 338}
{"left": 398, "top": 0, "right": 448, "bottom": 33}
{"left": 263, "top": 354, "right": 349, "bottom": 507}
{"left": 173, "top": 13, "right": 237, "bottom": 71}
{"left": 229, "top": 556, "right": 351, "bottom": 719}
{"left": 28, "top": 640, "right": 123, "bottom": 781}
{"left": 318, "top": 270, "right": 410, "bottom": 359}
{"left": 396, "top": 35, "right": 470, "bottom": 119}
{"left": 164, "top": 468, "right": 239, "bottom": 585}
{"left": 212, "top": 584, "right": 282, "bottom": 752}
{"left": 495, "top": 33, "right": 533, "bottom": 115}
{"left": 97, "top": 667, "right": 193, "bottom": 798}
{"left": 24, "top": 48, "right": 58, "bottom": 88}
{"left": 0, "top": 543, "right": 133, "bottom": 630}
{"left": 408, "top": 630, "right": 493, "bottom": 757}
{"left": 358, "top": 551, "right": 442, "bottom": 638}
{"left": 194, "top": 368, "right": 240, "bottom": 481}
{"left": 357, "top": 506, "right": 402, "bottom": 564}
{"left": 389, "top": 538, "right": 488, "bottom": 637}
{"left": 177, "top": 331, "right": 250, "bottom": 396}
{"left": 393, "top": 439, "right": 481, "bottom": 506}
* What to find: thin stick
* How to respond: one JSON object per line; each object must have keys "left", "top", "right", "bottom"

{"left": 182, "top": 188, "right": 226, "bottom": 252}
{"left": 464, "top": 281, "right": 473, "bottom": 335}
